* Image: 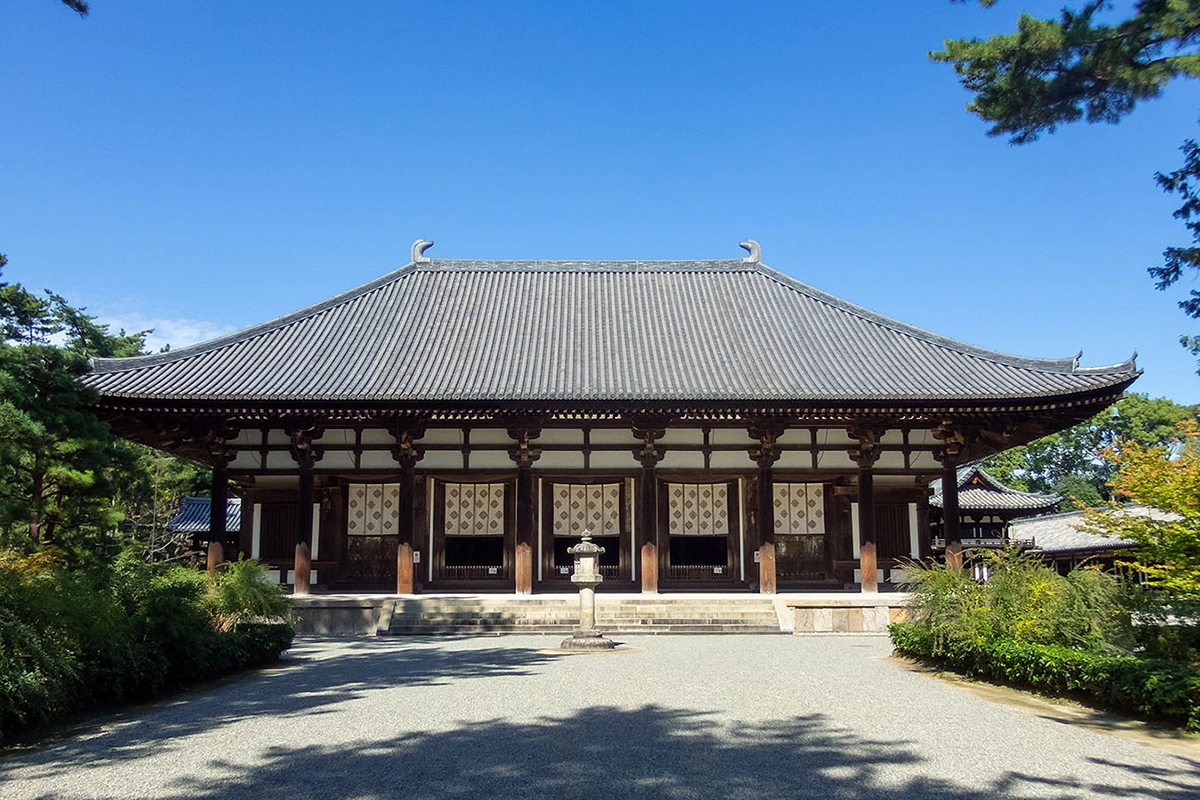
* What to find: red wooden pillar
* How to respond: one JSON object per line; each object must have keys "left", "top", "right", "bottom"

{"left": 942, "top": 461, "right": 964, "bottom": 572}
{"left": 288, "top": 423, "right": 323, "bottom": 597}
{"left": 849, "top": 423, "right": 885, "bottom": 594}
{"left": 508, "top": 422, "right": 542, "bottom": 595}
{"left": 857, "top": 466, "right": 878, "bottom": 593}
{"left": 392, "top": 423, "right": 425, "bottom": 594}
{"left": 633, "top": 422, "right": 666, "bottom": 594}
{"left": 757, "top": 466, "right": 777, "bottom": 595}
{"left": 515, "top": 465, "right": 535, "bottom": 594}
{"left": 639, "top": 463, "right": 659, "bottom": 593}
{"left": 933, "top": 428, "right": 969, "bottom": 573}
{"left": 203, "top": 430, "right": 237, "bottom": 572}
{"left": 294, "top": 463, "right": 314, "bottom": 596}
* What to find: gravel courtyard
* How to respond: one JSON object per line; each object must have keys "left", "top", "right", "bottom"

{"left": 2, "top": 635, "right": 1197, "bottom": 799}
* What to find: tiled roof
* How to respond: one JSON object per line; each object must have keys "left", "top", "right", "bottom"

{"left": 930, "top": 465, "right": 1060, "bottom": 512}
{"left": 85, "top": 257, "right": 1139, "bottom": 405}
{"left": 166, "top": 496, "right": 242, "bottom": 533}
{"left": 1014, "top": 506, "right": 1172, "bottom": 554}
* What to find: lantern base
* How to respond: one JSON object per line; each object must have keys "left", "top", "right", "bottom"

{"left": 560, "top": 629, "right": 616, "bottom": 651}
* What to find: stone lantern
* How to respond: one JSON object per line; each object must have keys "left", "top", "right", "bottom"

{"left": 561, "top": 531, "right": 615, "bottom": 650}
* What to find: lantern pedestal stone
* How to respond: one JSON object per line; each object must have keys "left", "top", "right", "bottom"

{"left": 561, "top": 533, "right": 616, "bottom": 651}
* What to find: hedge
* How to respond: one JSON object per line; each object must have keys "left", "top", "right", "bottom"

{"left": 890, "top": 622, "right": 1200, "bottom": 731}
{"left": 0, "top": 554, "right": 295, "bottom": 744}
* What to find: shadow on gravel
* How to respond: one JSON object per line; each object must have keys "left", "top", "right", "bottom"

{"left": 33, "top": 704, "right": 1200, "bottom": 800}
{"left": 0, "top": 638, "right": 560, "bottom": 773}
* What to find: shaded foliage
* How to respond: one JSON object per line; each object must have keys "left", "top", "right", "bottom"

{"left": 979, "top": 393, "right": 1196, "bottom": 504}
{"left": 0, "top": 548, "right": 292, "bottom": 743}
{"left": 935, "top": 1, "right": 1200, "bottom": 144}
{"left": 936, "top": 2, "right": 1200, "bottom": 371}
{"left": 900, "top": 548, "right": 1135, "bottom": 655}
{"left": 0, "top": 256, "right": 206, "bottom": 562}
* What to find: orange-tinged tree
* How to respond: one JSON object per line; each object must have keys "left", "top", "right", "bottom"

{"left": 1086, "top": 420, "right": 1200, "bottom": 597}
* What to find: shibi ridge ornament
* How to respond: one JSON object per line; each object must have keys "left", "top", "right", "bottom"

{"left": 561, "top": 531, "right": 616, "bottom": 651}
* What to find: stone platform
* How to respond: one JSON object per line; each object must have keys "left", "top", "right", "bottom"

{"left": 291, "top": 592, "right": 908, "bottom": 636}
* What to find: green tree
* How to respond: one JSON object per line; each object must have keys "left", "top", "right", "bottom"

{"left": 0, "top": 257, "right": 210, "bottom": 562}
{"left": 980, "top": 393, "right": 1196, "bottom": 501}
{"left": 110, "top": 442, "right": 209, "bottom": 564}
{"left": 1085, "top": 420, "right": 1200, "bottom": 597}
{"left": 0, "top": 259, "right": 142, "bottom": 556}
{"left": 934, "top": 2, "right": 1200, "bottom": 367}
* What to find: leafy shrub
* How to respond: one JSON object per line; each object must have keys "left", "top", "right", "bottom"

{"left": 205, "top": 558, "right": 292, "bottom": 631}
{"left": 0, "top": 548, "right": 293, "bottom": 744}
{"left": 899, "top": 548, "right": 1135, "bottom": 655}
{"left": 891, "top": 621, "right": 1200, "bottom": 730}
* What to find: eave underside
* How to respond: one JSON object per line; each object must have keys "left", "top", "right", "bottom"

{"left": 96, "top": 380, "right": 1133, "bottom": 467}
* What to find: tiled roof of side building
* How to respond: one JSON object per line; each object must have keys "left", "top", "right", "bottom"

{"left": 1015, "top": 505, "right": 1176, "bottom": 554}
{"left": 165, "top": 496, "right": 242, "bottom": 533}
{"left": 85, "top": 253, "right": 1140, "bottom": 405}
{"left": 930, "top": 465, "right": 1061, "bottom": 512}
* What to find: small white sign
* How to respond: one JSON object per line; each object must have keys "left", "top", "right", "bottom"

{"left": 713, "top": 566, "right": 724, "bottom": 574}
{"left": 488, "top": 567, "right": 498, "bottom": 575}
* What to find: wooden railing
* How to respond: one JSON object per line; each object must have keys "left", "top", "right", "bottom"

{"left": 442, "top": 564, "right": 505, "bottom": 581}
{"left": 666, "top": 564, "right": 730, "bottom": 581}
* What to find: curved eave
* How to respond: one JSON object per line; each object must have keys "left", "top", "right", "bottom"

{"left": 84, "top": 258, "right": 1141, "bottom": 408}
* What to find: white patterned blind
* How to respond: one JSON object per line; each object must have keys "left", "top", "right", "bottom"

{"left": 347, "top": 483, "right": 400, "bottom": 536}
{"left": 551, "top": 483, "right": 621, "bottom": 536}
{"left": 444, "top": 482, "right": 506, "bottom": 537}
{"left": 666, "top": 483, "right": 730, "bottom": 536}
{"left": 773, "top": 483, "right": 826, "bottom": 536}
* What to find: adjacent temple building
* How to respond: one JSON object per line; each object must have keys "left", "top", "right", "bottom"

{"left": 84, "top": 240, "right": 1138, "bottom": 595}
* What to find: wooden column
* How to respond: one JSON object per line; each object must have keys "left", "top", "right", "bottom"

{"left": 632, "top": 422, "right": 666, "bottom": 594}
{"left": 508, "top": 422, "right": 542, "bottom": 595}
{"left": 857, "top": 465, "right": 877, "bottom": 593}
{"left": 849, "top": 423, "right": 886, "bottom": 594}
{"left": 933, "top": 424, "right": 970, "bottom": 573}
{"left": 207, "top": 461, "right": 228, "bottom": 575}
{"left": 203, "top": 428, "right": 238, "bottom": 572}
{"left": 749, "top": 419, "right": 785, "bottom": 595}
{"left": 939, "top": 458, "right": 964, "bottom": 572}
{"left": 288, "top": 422, "right": 324, "bottom": 596}
{"left": 392, "top": 423, "right": 426, "bottom": 594}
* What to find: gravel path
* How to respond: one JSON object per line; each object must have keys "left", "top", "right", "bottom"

{"left": 2, "top": 635, "right": 1198, "bottom": 799}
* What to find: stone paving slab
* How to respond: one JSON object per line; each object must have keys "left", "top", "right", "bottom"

{"left": 2, "top": 635, "right": 1198, "bottom": 799}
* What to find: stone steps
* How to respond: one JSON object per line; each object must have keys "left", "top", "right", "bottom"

{"left": 381, "top": 598, "right": 785, "bottom": 636}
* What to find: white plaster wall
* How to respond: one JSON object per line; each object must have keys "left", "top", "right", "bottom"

{"left": 358, "top": 451, "right": 398, "bottom": 469}
{"left": 360, "top": 429, "right": 396, "bottom": 445}
{"left": 320, "top": 451, "right": 356, "bottom": 470}
{"left": 536, "top": 452, "right": 586, "bottom": 469}
{"left": 589, "top": 430, "right": 638, "bottom": 445}
{"left": 588, "top": 451, "right": 637, "bottom": 469}
{"left": 420, "top": 451, "right": 465, "bottom": 469}
{"left": 657, "top": 451, "right": 705, "bottom": 469}
{"left": 470, "top": 451, "right": 514, "bottom": 469}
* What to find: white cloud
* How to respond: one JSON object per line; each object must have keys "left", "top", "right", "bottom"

{"left": 97, "top": 313, "right": 238, "bottom": 354}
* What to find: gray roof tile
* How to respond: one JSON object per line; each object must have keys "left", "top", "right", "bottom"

{"left": 85, "top": 258, "right": 1139, "bottom": 405}
{"left": 166, "top": 496, "right": 242, "bottom": 533}
{"left": 930, "top": 465, "right": 1060, "bottom": 512}
{"left": 1014, "top": 506, "right": 1173, "bottom": 554}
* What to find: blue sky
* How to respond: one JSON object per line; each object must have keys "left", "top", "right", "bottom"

{"left": 3, "top": 2, "right": 1198, "bottom": 402}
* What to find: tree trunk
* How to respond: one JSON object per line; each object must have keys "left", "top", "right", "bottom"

{"left": 29, "top": 452, "right": 43, "bottom": 544}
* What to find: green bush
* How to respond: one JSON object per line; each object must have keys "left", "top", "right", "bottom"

{"left": 891, "top": 621, "right": 1200, "bottom": 730}
{"left": 0, "top": 548, "right": 293, "bottom": 744}
{"left": 205, "top": 557, "right": 292, "bottom": 631}
{"left": 899, "top": 548, "right": 1135, "bottom": 655}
